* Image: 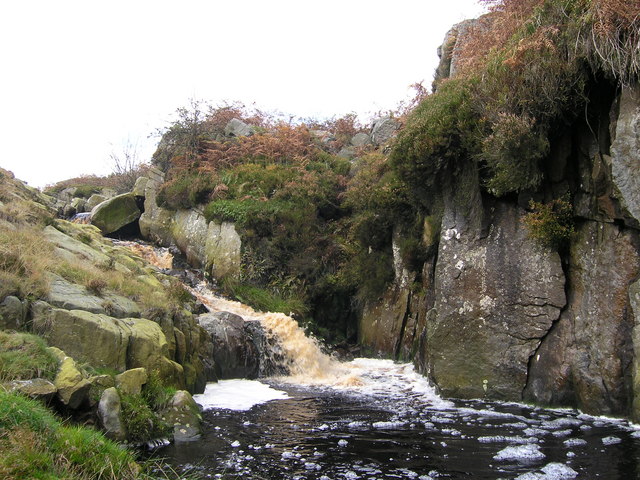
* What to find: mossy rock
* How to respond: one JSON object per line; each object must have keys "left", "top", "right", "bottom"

{"left": 91, "top": 193, "right": 142, "bottom": 235}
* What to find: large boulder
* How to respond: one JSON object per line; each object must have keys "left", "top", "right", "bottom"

{"left": 115, "top": 368, "right": 148, "bottom": 395}
{"left": 98, "top": 387, "right": 127, "bottom": 441}
{"left": 91, "top": 193, "right": 142, "bottom": 235}
{"left": 34, "top": 308, "right": 131, "bottom": 371}
{"left": 198, "top": 311, "right": 259, "bottom": 379}
{"left": 425, "top": 200, "right": 565, "bottom": 400}
{"left": 370, "top": 117, "right": 399, "bottom": 146}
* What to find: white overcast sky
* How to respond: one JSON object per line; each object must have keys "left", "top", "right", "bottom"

{"left": 0, "top": 0, "right": 486, "bottom": 188}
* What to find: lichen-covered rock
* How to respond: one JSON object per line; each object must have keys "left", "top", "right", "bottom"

{"left": 162, "top": 390, "right": 202, "bottom": 442}
{"left": 91, "top": 193, "right": 142, "bottom": 235}
{"left": 54, "top": 356, "right": 91, "bottom": 409}
{"left": 525, "top": 221, "right": 640, "bottom": 415}
{"left": 205, "top": 221, "right": 241, "bottom": 281}
{"left": 44, "top": 225, "right": 111, "bottom": 265}
{"left": 351, "top": 132, "right": 371, "bottom": 147}
{"left": 98, "top": 387, "right": 127, "bottom": 441}
{"left": 115, "top": 368, "right": 148, "bottom": 395}
{"left": 5, "top": 378, "right": 57, "bottom": 402}
{"left": 34, "top": 308, "right": 131, "bottom": 371}
{"left": 86, "top": 193, "right": 107, "bottom": 210}
{"left": 132, "top": 176, "right": 148, "bottom": 197}
{"left": 45, "top": 274, "right": 140, "bottom": 319}
{"left": 425, "top": 201, "right": 565, "bottom": 400}
{"left": 123, "top": 317, "right": 185, "bottom": 389}
{"left": 370, "top": 117, "right": 399, "bottom": 146}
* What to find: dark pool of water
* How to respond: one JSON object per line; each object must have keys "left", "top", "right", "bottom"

{"left": 154, "top": 379, "right": 640, "bottom": 480}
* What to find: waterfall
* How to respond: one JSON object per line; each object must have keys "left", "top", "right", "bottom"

{"left": 118, "top": 240, "right": 349, "bottom": 383}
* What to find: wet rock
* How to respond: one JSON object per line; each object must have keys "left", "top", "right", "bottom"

{"left": 70, "top": 197, "right": 86, "bottom": 213}
{"left": 115, "top": 367, "right": 148, "bottom": 395}
{"left": 198, "top": 311, "right": 259, "bottom": 379}
{"left": 426, "top": 200, "right": 565, "bottom": 401}
{"left": 91, "top": 193, "right": 142, "bottom": 235}
{"left": 162, "top": 390, "right": 202, "bottom": 442}
{"left": 525, "top": 221, "right": 640, "bottom": 415}
{"left": 98, "top": 387, "right": 127, "bottom": 441}
{"left": 5, "top": 378, "right": 57, "bottom": 402}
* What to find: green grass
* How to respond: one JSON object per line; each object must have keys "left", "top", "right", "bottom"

{"left": 224, "top": 282, "right": 308, "bottom": 318}
{"left": 0, "top": 390, "right": 141, "bottom": 479}
{"left": 0, "top": 331, "right": 59, "bottom": 382}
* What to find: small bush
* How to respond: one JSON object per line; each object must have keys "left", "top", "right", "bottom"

{"left": 390, "top": 78, "right": 480, "bottom": 203}
{"left": 120, "top": 393, "right": 170, "bottom": 442}
{"left": 224, "top": 281, "right": 308, "bottom": 318}
{"left": 86, "top": 278, "right": 107, "bottom": 296}
{"left": 522, "top": 197, "right": 575, "bottom": 249}
{"left": 480, "top": 113, "right": 549, "bottom": 196}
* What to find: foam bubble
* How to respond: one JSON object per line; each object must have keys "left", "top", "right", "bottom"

{"left": 193, "top": 379, "right": 289, "bottom": 411}
{"left": 493, "top": 444, "right": 545, "bottom": 462}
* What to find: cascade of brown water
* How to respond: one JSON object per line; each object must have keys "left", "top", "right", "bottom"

{"left": 119, "top": 240, "right": 355, "bottom": 383}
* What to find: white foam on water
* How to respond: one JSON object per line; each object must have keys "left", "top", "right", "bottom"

{"left": 514, "top": 463, "right": 578, "bottom": 480}
{"left": 478, "top": 436, "right": 537, "bottom": 444}
{"left": 602, "top": 436, "right": 622, "bottom": 445}
{"left": 493, "top": 444, "right": 545, "bottom": 462}
{"left": 563, "top": 438, "right": 587, "bottom": 447}
{"left": 193, "top": 379, "right": 289, "bottom": 411}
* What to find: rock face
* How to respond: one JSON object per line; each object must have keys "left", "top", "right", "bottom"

{"left": 33, "top": 307, "right": 184, "bottom": 388}
{"left": 358, "top": 73, "right": 640, "bottom": 420}
{"left": 139, "top": 169, "right": 242, "bottom": 281}
{"left": 198, "top": 311, "right": 260, "bottom": 379}
{"left": 611, "top": 85, "right": 640, "bottom": 226}
{"left": 91, "top": 193, "right": 142, "bottom": 235}
{"left": 525, "top": 222, "right": 640, "bottom": 415}
{"left": 224, "top": 118, "right": 255, "bottom": 137}
{"left": 427, "top": 201, "right": 565, "bottom": 400}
